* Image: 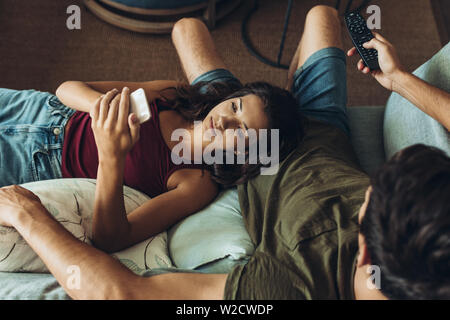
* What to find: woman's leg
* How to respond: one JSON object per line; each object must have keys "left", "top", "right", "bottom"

{"left": 0, "top": 89, "right": 75, "bottom": 187}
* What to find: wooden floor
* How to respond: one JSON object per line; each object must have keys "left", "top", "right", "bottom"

{"left": 431, "top": 0, "right": 450, "bottom": 45}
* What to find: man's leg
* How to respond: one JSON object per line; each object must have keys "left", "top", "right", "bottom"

{"left": 286, "top": 5, "right": 350, "bottom": 136}
{"left": 287, "top": 5, "right": 343, "bottom": 89}
{"left": 172, "top": 18, "right": 227, "bottom": 84}
{"left": 171, "top": 18, "right": 241, "bottom": 89}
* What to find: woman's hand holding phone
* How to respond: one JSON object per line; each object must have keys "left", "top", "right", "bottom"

{"left": 89, "top": 87, "right": 139, "bottom": 251}
{"left": 90, "top": 87, "right": 141, "bottom": 163}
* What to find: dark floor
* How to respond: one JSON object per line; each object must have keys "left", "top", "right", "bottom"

{"left": 0, "top": 0, "right": 445, "bottom": 106}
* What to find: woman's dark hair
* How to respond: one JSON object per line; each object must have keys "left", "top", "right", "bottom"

{"left": 360, "top": 144, "right": 450, "bottom": 299}
{"left": 159, "top": 80, "right": 306, "bottom": 187}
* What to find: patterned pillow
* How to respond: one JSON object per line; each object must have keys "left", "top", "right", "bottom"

{"left": 0, "top": 178, "right": 173, "bottom": 274}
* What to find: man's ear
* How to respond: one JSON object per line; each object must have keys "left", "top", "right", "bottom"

{"left": 357, "top": 233, "right": 371, "bottom": 268}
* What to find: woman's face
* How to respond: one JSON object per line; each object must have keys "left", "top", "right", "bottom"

{"left": 201, "top": 94, "right": 269, "bottom": 151}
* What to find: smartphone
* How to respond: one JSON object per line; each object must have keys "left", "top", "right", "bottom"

{"left": 129, "top": 88, "right": 151, "bottom": 124}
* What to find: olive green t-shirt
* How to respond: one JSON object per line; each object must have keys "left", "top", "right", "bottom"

{"left": 224, "top": 119, "right": 370, "bottom": 300}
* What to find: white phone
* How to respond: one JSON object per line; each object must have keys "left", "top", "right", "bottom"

{"left": 129, "top": 88, "right": 151, "bottom": 124}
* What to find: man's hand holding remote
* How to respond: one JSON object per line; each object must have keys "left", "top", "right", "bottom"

{"left": 347, "top": 32, "right": 405, "bottom": 91}
{"left": 347, "top": 33, "right": 450, "bottom": 131}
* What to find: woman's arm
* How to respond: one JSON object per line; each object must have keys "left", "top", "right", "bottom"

{"left": 90, "top": 88, "right": 219, "bottom": 252}
{"left": 55, "top": 81, "right": 102, "bottom": 113}
{"left": 94, "top": 164, "right": 219, "bottom": 252}
{"left": 55, "top": 80, "right": 180, "bottom": 113}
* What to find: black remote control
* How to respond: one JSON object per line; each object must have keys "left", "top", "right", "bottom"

{"left": 345, "top": 11, "right": 380, "bottom": 70}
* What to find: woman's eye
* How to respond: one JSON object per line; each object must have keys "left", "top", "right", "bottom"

{"left": 231, "top": 102, "right": 237, "bottom": 112}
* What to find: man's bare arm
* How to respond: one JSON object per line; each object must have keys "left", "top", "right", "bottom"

{"left": 1, "top": 185, "right": 226, "bottom": 300}
{"left": 172, "top": 18, "right": 227, "bottom": 83}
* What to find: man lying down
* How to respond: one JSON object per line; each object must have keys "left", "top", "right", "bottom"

{"left": 0, "top": 6, "right": 449, "bottom": 299}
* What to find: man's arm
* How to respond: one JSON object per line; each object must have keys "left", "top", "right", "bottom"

{"left": 172, "top": 18, "right": 227, "bottom": 83}
{"left": 0, "top": 185, "right": 226, "bottom": 300}
{"left": 348, "top": 33, "right": 450, "bottom": 131}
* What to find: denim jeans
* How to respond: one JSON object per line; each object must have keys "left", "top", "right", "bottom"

{"left": 0, "top": 89, "right": 75, "bottom": 187}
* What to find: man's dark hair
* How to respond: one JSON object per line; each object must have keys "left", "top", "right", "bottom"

{"left": 360, "top": 144, "right": 450, "bottom": 299}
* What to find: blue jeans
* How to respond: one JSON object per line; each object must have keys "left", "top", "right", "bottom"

{"left": 0, "top": 89, "right": 75, "bottom": 187}
{"left": 192, "top": 47, "right": 350, "bottom": 136}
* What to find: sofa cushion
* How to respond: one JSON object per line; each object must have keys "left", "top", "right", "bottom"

{"left": 0, "top": 272, "right": 70, "bottom": 300}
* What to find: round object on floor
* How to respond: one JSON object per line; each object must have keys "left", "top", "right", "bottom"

{"left": 84, "top": 0, "right": 243, "bottom": 34}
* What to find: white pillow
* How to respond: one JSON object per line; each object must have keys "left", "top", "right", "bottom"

{"left": 0, "top": 178, "right": 173, "bottom": 274}
{"left": 168, "top": 188, "right": 255, "bottom": 271}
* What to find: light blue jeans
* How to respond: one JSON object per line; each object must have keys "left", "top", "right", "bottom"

{"left": 384, "top": 42, "right": 450, "bottom": 158}
{"left": 0, "top": 89, "right": 75, "bottom": 187}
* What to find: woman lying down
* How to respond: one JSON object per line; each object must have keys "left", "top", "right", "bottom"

{"left": 0, "top": 78, "right": 303, "bottom": 253}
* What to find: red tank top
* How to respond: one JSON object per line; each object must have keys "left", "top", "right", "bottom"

{"left": 61, "top": 100, "right": 202, "bottom": 198}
